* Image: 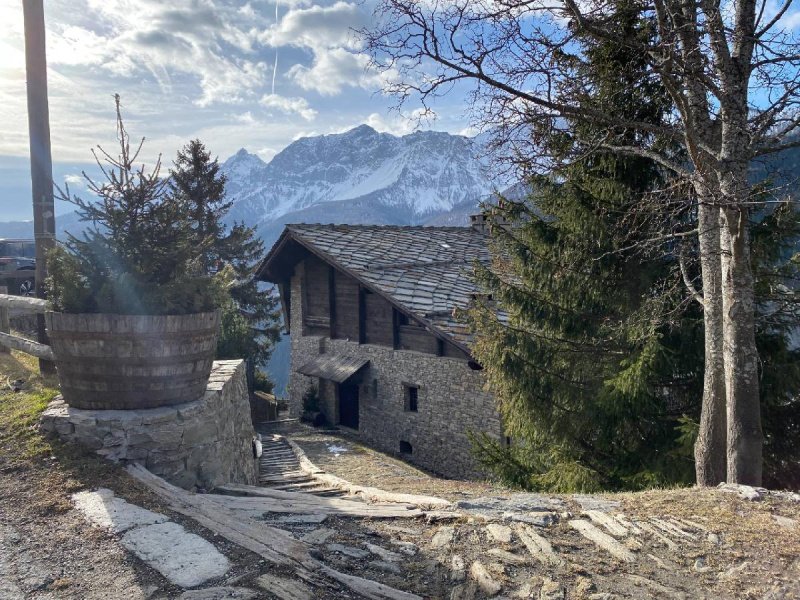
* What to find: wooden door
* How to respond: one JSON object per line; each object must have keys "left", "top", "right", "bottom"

{"left": 338, "top": 383, "right": 359, "bottom": 429}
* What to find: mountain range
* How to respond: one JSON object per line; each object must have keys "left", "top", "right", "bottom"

{"left": 219, "top": 124, "right": 501, "bottom": 247}
{"left": 0, "top": 125, "right": 503, "bottom": 395}
{"left": 0, "top": 125, "right": 501, "bottom": 246}
{"left": 3, "top": 126, "right": 796, "bottom": 394}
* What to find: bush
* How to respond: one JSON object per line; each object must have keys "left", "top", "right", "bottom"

{"left": 253, "top": 369, "right": 274, "bottom": 394}
{"left": 302, "top": 385, "right": 319, "bottom": 413}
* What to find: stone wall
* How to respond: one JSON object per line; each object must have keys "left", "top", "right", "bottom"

{"left": 287, "top": 262, "right": 503, "bottom": 479}
{"left": 40, "top": 360, "right": 259, "bottom": 491}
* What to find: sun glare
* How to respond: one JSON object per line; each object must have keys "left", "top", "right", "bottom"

{"left": 0, "top": 1, "right": 25, "bottom": 74}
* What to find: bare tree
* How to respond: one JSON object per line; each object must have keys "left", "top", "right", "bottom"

{"left": 364, "top": 0, "right": 800, "bottom": 485}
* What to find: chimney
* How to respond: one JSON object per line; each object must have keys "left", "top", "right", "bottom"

{"left": 470, "top": 211, "right": 510, "bottom": 234}
{"left": 470, "top": 213, "right": 488, "bottom": 233}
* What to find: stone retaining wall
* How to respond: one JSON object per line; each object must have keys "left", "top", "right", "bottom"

{"left": 40, "top": 360, "right": 259, "bottom": 491}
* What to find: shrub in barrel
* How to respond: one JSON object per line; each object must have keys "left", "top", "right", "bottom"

{"left": 45, "top": 96, "right": 222, "bottom": 410}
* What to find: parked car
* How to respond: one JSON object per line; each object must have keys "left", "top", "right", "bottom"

{"left": 0, "top": 238, "right": 36, "bottom": 296}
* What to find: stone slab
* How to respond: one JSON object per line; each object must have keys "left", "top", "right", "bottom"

{"left": 72, "top": 488, "right": 168, "bottom": 534}
{"left": 121, "top": 522, "right": 230, "bottom": 588}
{"left": 179, "top": 587, "right": 257, "bottom": 599}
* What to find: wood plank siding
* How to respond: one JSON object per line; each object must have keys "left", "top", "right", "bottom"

{"left": 332, "top": 269, "right": 359, "bottom": 340}
{"left": 300, "top": 256, "right": 467, "bottom": 359}
{"left": 302, "top": 255, "right": 331, "bottom": 335}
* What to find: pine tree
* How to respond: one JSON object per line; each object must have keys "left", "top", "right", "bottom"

{"left": 467, "top": 3, "right": 800, "bottom": 491}
{"left": 168, "top": 140, "right": 281, "bottom": 374}
{"left": 48, "top": 97, "right": 218, "bottom": 316}
{"left": 468, "top": 3, "right": 702, "bottom": 491}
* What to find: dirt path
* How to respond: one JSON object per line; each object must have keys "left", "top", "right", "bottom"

{"left": 260, "top": 420, "right": 510, "bottom": 501}
{"left": 254, "top": 421, "right": 800, "bottom": 599}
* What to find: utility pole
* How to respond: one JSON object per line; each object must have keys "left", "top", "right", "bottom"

{"left": 23, "top": 0, "right": 56, "bottom": 374}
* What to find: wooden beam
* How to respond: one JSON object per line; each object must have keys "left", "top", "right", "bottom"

{"left": 0, "top": 331, "right": 54, "bottom": 360}
{"left": 392, "top": 309, "right": 400, "bottom": 350}
{"left": 328, "top": 265, "right": 336, "bottom": 339}
{"left": 127, "top": 464, "right": 423, "bottom": 600}
{"left": 0, "top": 294, "right": 48, "bottom": 312}
{"left": 358, "top": 286, "right": 366, "bottom": 344}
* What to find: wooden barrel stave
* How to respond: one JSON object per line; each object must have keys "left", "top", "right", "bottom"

{"left": 45, "top": 311, "right": 220, "bottom": 410}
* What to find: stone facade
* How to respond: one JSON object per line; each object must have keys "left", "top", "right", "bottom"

{"left": 288, "top": 262, "right": 502, "bottom": 479}
{"left": 40, "top": 360, "right": 259, "bottom": 490}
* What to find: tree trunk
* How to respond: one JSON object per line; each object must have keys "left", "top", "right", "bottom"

{"left": 720, "top": 204, "right": 763, "bottom": 485}
{"left": 693, "top": 199, "right": 727, "bottom": 486}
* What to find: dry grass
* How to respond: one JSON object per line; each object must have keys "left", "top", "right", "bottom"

{"left": 0, "top": 350, "right": 164, "bottom": 515}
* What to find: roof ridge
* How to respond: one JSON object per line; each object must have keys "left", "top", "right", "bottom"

{"left": 285, "top": 223, "right": 476, "bottom": 232}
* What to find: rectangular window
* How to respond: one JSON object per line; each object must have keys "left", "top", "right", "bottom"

{"left": 404, "top": 384, "right": 419, "bottom": 412}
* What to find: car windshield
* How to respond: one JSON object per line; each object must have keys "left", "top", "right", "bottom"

{"left": 0, "top": 242, "right": 35, "bottom": 258}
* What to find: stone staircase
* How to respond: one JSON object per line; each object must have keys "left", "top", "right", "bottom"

{"left": 258, "top": 434, "right": 356, "bottom": 499}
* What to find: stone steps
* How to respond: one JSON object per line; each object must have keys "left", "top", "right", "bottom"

{"left": 257, "top": 434, "right": 350, "bottom": 500}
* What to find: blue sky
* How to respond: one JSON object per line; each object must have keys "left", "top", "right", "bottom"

{"left": 0, "top": 0, "right": 474, "bottom": 220}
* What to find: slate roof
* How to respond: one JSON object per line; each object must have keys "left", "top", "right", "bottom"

{"left": 296, "top": 354, "right": 370, "bottom": 383}
{"left": 259, "top": 224, "right": 491, "bottom": 349}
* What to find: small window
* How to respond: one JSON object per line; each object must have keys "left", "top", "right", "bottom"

{"left": 399, "top": 440, "right": 413, "bottom": 455}
{"left": 404, "top": 384, "right": 419, "bottom": 412}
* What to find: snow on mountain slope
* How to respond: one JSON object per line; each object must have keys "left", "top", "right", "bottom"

{"left": 221, "top": 125, "right": 498, "bottom": 230}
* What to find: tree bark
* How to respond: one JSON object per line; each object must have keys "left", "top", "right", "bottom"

{"left": 693, "top": 197, "right": 727, "bottom": 486}
{"left": 720, "top": 202, "right": 763, "bottom": 485}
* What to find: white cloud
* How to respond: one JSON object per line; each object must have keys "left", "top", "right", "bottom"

{"left": 47, "top": 0, "right": 270, "bottom": 106}
{"left": 260, "top": 93, "right": 318, "bottom": 121}
{"left": 363, "top": 109, "right": 437, "bottom": 136}
{"left": 63, "top": 174, "right": 85, "bottom": 185}
{"left": 263, "top": 1, "right": 365, "bottom": 50}
{"left": 287, "top": 47, "right": 378, "bottom": 95}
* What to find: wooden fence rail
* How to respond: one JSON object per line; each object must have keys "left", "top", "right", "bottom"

{"left": 0, "top": 290, "right": 54, "bottom": 360}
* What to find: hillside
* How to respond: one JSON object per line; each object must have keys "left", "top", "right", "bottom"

{"left": 1, "top": 351, "right": 798, "bottom": 600}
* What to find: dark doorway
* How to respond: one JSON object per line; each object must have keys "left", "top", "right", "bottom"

{"left": 338, "top": 383, "right": 359, "bottom": 429}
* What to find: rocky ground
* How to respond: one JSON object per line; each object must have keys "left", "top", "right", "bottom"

{"left": 2, "top": 351, "right": 799, "bottom": 599}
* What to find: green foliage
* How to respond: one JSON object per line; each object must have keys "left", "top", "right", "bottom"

{"left": 47, "top": 97, "right": 218, "bottom": 316}
{"left": 468, "top": 2, "right": 701, "bottom": 492}
{"left": 302, "top": 385, "right": 319, "bottom": 413}
{"left": 468, "top": 2, "right": 800, "bottom": 491}
{"left": 253, "top": 369, "right": 274, "bottom": 394}
{"left": 168, "top": 140, "right": 282, "bottom": 368}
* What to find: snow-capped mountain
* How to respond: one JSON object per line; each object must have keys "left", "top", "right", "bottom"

{"left": 220, "top": 125, "right": 499, "bottom": 241}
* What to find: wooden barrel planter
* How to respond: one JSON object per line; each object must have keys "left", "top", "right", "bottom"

{"left": 45, "top": 311, "right": 221, "bottom": 410}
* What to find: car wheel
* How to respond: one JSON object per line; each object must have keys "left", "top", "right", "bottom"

{"left": 19, "top": 279, "right": 34, "bottom": 297}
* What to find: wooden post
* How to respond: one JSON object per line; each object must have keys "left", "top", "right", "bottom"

{"left": 328, "top": 266, "right": 336, "bottom": 339}
{"left": 358, "top": 286, "right": 366, "bottom": 344}
{"left": 23, "top": 0, "right": 56, "bottom": 374}
{"left": 0, "top": 287, "right": 9, "bottom": 353}
{"left": 392, "top": 308, "right": 400, "bottom": 350}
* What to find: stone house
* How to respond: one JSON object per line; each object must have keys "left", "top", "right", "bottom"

{"left": 257, "top": 220, "right": 503, "bottom": 478}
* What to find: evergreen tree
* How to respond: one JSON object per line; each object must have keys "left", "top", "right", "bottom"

{"left": 168, "top": 140, "right": 281, "bottom": 371}
{"left": 468, "top": 4, "right": 800, "bottom": 491}
{"left": 49, "top": 97, "right": 218, "bottom": 316}
{"left": 468, "top": 3, "right": 702, "bottom": 491}
{"left": 168, "top": 140, "right": 230, "bottom": 273}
